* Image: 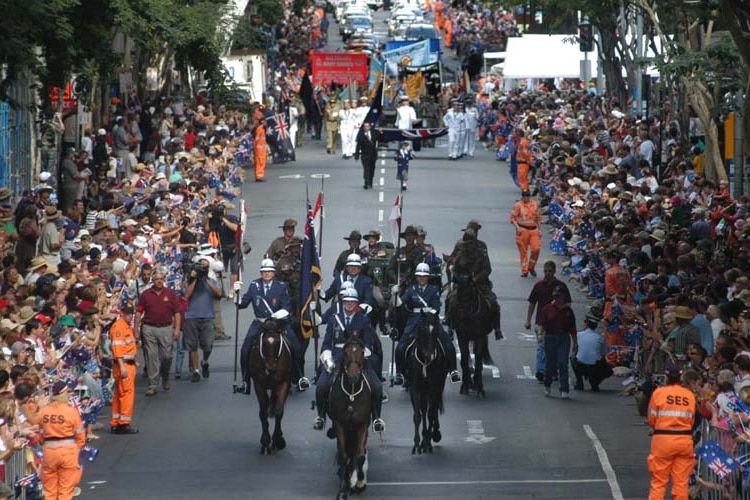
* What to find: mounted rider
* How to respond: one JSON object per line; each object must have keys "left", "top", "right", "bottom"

{"left": 387, "top": 225, "right": 428, "bottom": 289}
{"left": 333, "top": 230, "right": 367, "bottom": 276}
{"left": 394, "top": 263, "right": 461, "bottom": 386}
{"left": 314, "top": 288, "right": 385, "bottom": 433}
{"left": 415, "top": 225, "right": 443, "bottom": 288}
{"left": 234, "top": 259, "right": 312, "bottom": 393}
{"left": 447, "top": 225, "right": 503, "bottom": 339}
{"left": 321, "top": 253, "right": 374, "bottom": 312}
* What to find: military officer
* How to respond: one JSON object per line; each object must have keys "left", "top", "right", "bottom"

{"left": 443, "top": 99, "right": 465, "bottom": 160}
{"left": 394, "top": 264, "right": 461, "bottom": 386}
{"left": 333, "top": 230, "right": 366, "bottom": 276}
{"left": 234, "top": 259, "right": 311, "bottom": 392}
{"left": 325, "top": 96, "right": 340, "bottom": 154}
{"left": 314, "top": 288, "right": 385, "bottom": 433}
{"left": 338, "top": 99, "right": 356, "bottom": 159}
{"left": 274, "top": 236, "right": 303, "bottom": 307}
{"left": 387, "top": 225, "right": 428, "bottom": 288}
{"left": 361, "top": 229, "right": 389, "bottom": 259}
{"left": 463, "top": 96, "right": 479, "bottom": 157}
{"left": 322, "top": 253, "right": 374, "bottom": 311}
{"left": 266, "top": 218, "right": 298, "bottom": 261}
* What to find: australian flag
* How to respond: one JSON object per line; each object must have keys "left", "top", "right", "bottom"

{"left": 359, "top": 79, "right": 384, "bottom": 137}
{"left": 550, "top": 229, "right": 567, "bottom": 255}
{"left": 80, "top": 445, "right": 100, "bottom": 463}
{"left": 15, "top": 472, "right": 40, "bottom": 490}
{"left": 698, "top": 440, "right": 739, "bottom": 478}
{"left": 300, "top": 194, "right": 322, "bottom": 340}
{"left": 378, "top": 127, "right": 449, "bottom": 144}
{"left": 263, "top": 110, "right": 296, "bottom": 164}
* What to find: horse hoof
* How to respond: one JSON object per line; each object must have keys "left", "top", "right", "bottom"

{"left": 273, "top": 435, "right": 286, "bottom": 450}
{"left": 411, "top": 446, "right": 417, "bottom": 455}
{"left": 477, "top": 389, "right": 486, "bottom": 399}
{"left": 327, "top": 427, "right": 337, "bottom": 440}
{"left": 353, "top": 484, "right": 367, "bottom": 494}
{"left": 432, "top": 430, "right": 442, "bottom": 443}
{"left": 260, "top": 446, "right": 269, "bottom": 455}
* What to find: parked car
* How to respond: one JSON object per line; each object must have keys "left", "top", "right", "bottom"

{"left": 404, "top": 23, "right": 437, "bottom": 40}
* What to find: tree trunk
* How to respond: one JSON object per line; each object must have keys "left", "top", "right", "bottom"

{"left": 599, "top": 27, "right": 627, "bottom": 106}
{"left": 684, "top": 76, "right": 726, "bottom": 182}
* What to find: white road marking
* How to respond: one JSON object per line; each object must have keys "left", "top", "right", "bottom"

{"left": 465, "top": 420, "right": 496, "bottom": 444}
{"left": 516, "top": 365, "right": 536, "bottom": 380}
{"left": 379, "top": 177, "right": 384, "bottom": 186}
{"left": 378, "top": 209, "right": 384, "bottom": 222}
{"left": 378, "top": 191, "right": 384, "bottom": 203}
{"left": 456, "top": 352, "right": 500, "bottom": 378}
{"left": 381, "top": 159, "right": 386, "bottom": 166}
{"left": 583, "top": 424, "right": 625, "bottom": 500}
{"left": 517, "top": 332, "right": 536, "bottom": 342}
{"left": 369, "top": 479, "right": 608, "bottom": 486}
{"left": 278, "top": 174, "right": 304, "bottom": 179}
{"left": 309, "top": 173, "right": 331, "bottom": 179}
{"left": 380, "top": 168, "right": 385, "bottom": 174}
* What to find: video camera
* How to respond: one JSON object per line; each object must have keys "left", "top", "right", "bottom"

{"left": 206, "top": 204, "right": 226, "bottom": 231}
{"left": 186, "top": 262, "right": 210, "bottom": 282}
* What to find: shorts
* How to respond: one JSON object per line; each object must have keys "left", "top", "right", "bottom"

{"left": 183, "top": 318, "right": 215, "bottom": 353}
{"left": 222, "top": 248, "right": 239, "bottom": 275}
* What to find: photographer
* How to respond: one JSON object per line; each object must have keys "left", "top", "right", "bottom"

{"left": 184, "top": 257, "right": 223, "bottom": 383}
{"left": 203, "top": 202, "right": 240, "bottom": 290}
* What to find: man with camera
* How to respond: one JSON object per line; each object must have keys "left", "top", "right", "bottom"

{"left": 203, "top": 202, "right": 240, "bottom": 290}
{"left": 184, "top": 257, "right": 224, "bottom": 383}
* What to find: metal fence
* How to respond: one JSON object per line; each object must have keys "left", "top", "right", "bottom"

{"left": 0, "top": 79, "right": 37, "bottom": 198}
{"left": 3, "top": 447, "right": 28, "bottom": 500}
{"left": 694, "top": 420, "right": 750, "bottom": 500}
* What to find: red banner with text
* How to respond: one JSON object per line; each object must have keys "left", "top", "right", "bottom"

{"left": 311, "top": 53, "right": 369, "bottom": 86}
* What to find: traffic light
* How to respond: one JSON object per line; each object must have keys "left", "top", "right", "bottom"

{"left": 579, "top": 24, "right": 594, "bottom": 52}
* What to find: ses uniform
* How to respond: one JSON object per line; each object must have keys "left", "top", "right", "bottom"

{"left": 443, "top": 105, "right": 466, "bottom": 160}
{"left": 647, "top": 380, "right": 696, "bottom": 500}
{"left": 39, "top": 395, "right": 86, "bottom": 500}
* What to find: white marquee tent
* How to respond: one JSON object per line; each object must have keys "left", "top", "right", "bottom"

{"left": 502, "top": 35, "right": 599, "bottom": 80}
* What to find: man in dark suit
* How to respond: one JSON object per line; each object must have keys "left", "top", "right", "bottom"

{"left": 355, "top": 121, "right": 378, "bottom": 189}
{"left": 314, "top": 289, "right": 385, "bottom": 433}
{"left": 234, "top": 259, "right": 311, "bottom": 392}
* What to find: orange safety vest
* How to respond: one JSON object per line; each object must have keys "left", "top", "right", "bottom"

{"left": 510, "top": 200, "right": 541, "bottom": 228}
{"left": 648, "top": 384, "right": 696, "bottom": 434}
{"left": 255, "top": 124, "right": 267, "bottom": 147}
{"left": 516, "top": 137, "right": 531, "bottom": 164}
{"left": 39, "top": 401, "right": 86, "bottom": 447}
{"left": 110, "top": 317, "right": 137, "bottom": 361}
{"left": 605, "top": 265, "right": 631, "bottom": 299}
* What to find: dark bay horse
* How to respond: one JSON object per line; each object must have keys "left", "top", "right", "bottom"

{"left": 407, "top": 313, "right": 447, "bottom": 454}
{"left": 328, "top": 334, "right": 371, "bottom": 499}
{"left": 248, "top": 318, "right": 293, "bottom": 454}
{"left": 446, "top": 272, "right": 494, "bottom": 398}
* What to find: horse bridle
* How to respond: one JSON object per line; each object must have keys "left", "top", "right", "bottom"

{"left": 413, "top": 348, "right": 435, "bottom": 378}
{"left": 340, "top": 341, "right": 370, "bottom": 402}
{"left": 258, "top": 332, "right": 286, "bottom": 362}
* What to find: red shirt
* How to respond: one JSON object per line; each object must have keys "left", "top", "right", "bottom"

{"left": 536, "top": 302, "right": 577, "bottom": 336}
{"left": 528, "top": 278, "right": 571, "bottom": 322}
{"left": 137, "top": 286, "right": 180, "bottom": 326}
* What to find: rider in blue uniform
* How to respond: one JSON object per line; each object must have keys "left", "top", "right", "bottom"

{"left": 314, "top": 288, "right": 385, "bottom": 434}
{"left": 321, "top": 253, "right": 375, "bottom": 310}
{"left": 234, "top": 259, "right": 311, "bottom": 393}
{"left": 394, "top": 263, "right": 461, "bottom": 385}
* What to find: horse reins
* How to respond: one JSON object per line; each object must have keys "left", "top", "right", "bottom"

{"left": 413, "top": 347, "right": 435, "bottom": 378}
{"left": 258, "top": 332, "right": 287, "bottom": 361}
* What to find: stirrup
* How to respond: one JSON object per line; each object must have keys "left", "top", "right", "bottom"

{"left": 449, "top": 370, "right": 462, "bottom": 384}
{"left": 298, "top": 377, "right": 311, "bottom": 391}
{"left": 373, "top": 418, "right": 386, "bottom": 433}
{"left": 313, "top": 416, "right": 325, "bottom": 430}
{"left": 393, "top": 373, "right": 404, "bottom": 386}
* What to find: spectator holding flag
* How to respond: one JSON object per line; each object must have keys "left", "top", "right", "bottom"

{"left": 647, "top": 364, "right": 696, "bottom": 500}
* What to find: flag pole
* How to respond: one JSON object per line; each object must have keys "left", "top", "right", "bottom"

{"left": 319, "top": 176, "right": 325, "bottom": 257}
{"left": 390, "top": 186, "right": 404, "bottom": 386}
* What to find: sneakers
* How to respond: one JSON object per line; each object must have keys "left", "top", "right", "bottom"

{"left": 561, "top": 392, "right": 570, "bottom": 399}
{"left": 313, "top": 416, "right": 325, "bottom": 431}
{"left": 201, "top": 362, "right": 210, "bottom": 379}
{"left": 145, "top": 388, "right": 157, "bottom": 397}
{"left": 543, "top": 387, "right": 551, "bottom": 397}
{"left": 298, "top": 377, "right": 311, "bottom": 391}
{"left": 191, "top": 371, "right": 200, "bottom": 383}
{"left": 393, "top": 373, "right": 404, "bottom": 386}
{"left": 529, "top": 269, "right": 537, "bottom": 277}
{"left": 373, "top": 418, "right": 385, "bottom": 433}
{"left": 215, "top": 334, "right": 232, "bottom": 341}
{"left": 449, "top": 370, "right": 462, "bottom": 384}
{"left": 521, "top": 272, "right": 528, "bottom": 278}
{"left": 381, "top": 391, "right": 389, "bottom": 403}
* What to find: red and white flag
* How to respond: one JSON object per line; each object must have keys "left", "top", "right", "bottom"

{"left": 388, "top": 194, "right": 401, "bottom": 244}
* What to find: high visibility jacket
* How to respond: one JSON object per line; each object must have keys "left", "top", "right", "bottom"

{"left": 510, "top": 200, "right": 541, "bottom": 229}
{"left": 516, "top": 137, "right": 531, "bottom": 164}
{"left": 254, "top": 124, "right": 267, "bottom": 147}
{"left": 39, "top": 401, "right": 86, "bottom": 448}
{"left": 605, "top": 264, "right": 631, "bottom": 299}
{"left": 648, "top": 384, "right": 696, "bottom": 434}
{"left": 110, "top": 317, "right": 137, "bottom": 361}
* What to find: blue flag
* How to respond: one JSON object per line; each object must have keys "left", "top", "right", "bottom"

{"left": 698, "top": 440, "right": 739, "bottom": 478}
{"left": 300, "top": 194, "right": 322, "bottom": 339}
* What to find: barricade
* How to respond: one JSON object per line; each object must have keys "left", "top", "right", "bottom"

{"left": 4, "top": 446, "right": 28, "bottom": 500}
{"left": 694, "top": 421, "right": 750, "bottom": 499}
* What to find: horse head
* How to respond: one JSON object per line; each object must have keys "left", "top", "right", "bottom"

{"left": 259, "top": 319, "right": 285, "bottom": 373}
{"left": 415, "top": 312, "right": 439, "bottom": 362}
{"left": 342, "top": 331, "right": 366, "bottom": 385}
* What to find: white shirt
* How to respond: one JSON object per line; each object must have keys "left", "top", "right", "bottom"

{"left": 464, "top": 106, "right": 479, "bottom": 130}
{"left": 396, "top": 105, "right": 417, "bottom": 129}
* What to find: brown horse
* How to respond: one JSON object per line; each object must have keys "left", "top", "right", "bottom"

{"left": 328, "top": 333, "right": 371, "bottom": 499}
{"left": 248, "top": 317, "right": 293, "bottom": 454}
{"left": 444, "top": 256, "right": 495, "bottom": 399}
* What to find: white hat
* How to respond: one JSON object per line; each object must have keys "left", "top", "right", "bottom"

{"left": 78, "top": 229, "right": 90, "bottom": 238}
{"left": 606, "top": 182, "right": 617, "bottom": 190}
{"left": 164, "top": 107, "right": 173, "bottom": 115}
{"left": 122, "top": 219, "right": 138, "bottom": 227}
{"left": 39, "top": 172, "right": 52, "bottom": 182}
{"left": 198, "top": 243, "right": 217, "bottom": 256}
{"left": 339, "top": 281, "right": 355, "bottom": 293}
{"left": 611, "top": 110, "right": 625, "bottom": 119}
{"left": 133, "top": 236, "right": 149, "bottom": 248}
{"left": 260, "top": 259, "right": 276, "bottom": 272}
{"left": 97, "top": 128, "right": 107, "bottom": 136}
{"left": 142, "top": 225, "right": 154, "bottom": 234}
{"left": 414, "top": 263, "right": 430, "bottom": 276}
{"left": 155, "top": 172, "right": 166, "bottom": 180}
{"left": 345, "top": 254, "right": 362, "bottom": 267}
{"left": 573, "top": 200, "right": 585, "bottom": 208}
{"left": 341, "top": 288, "right": 360, "bottom": 302}
{"left": 112, "top": 258, "right": 128, "bottom": 275}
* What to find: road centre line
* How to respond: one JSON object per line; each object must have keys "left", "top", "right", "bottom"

{"left": 379, "top": 177, "right": 384, "bottom": 186}
{"left": 378, "top": 209, "right": 383, "bottom": 222}
{"left": 369, "top": 479, "right": 608, "bottom": 487}
{"left": 583, "top": 424, "right": 625, "bottom": 500}
{"left": 380, "top": 168, "right": 385, "bottom": 174}
{"left": 379, "top": 191, "right": 384, "bottom": 203}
